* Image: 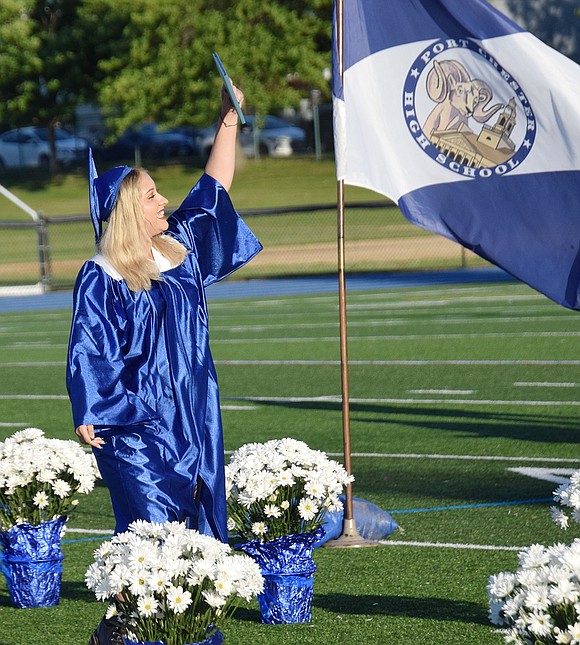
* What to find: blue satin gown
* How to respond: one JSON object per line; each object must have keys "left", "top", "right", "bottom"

{"left": 66, "top": 173, "right": 262, "bottom": 541}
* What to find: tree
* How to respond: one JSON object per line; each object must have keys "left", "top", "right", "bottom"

{"left": 88, "top": 0, "right": 333, "bottom": 135}
{"left": 216, "top": 0, "right": 333, "bottom": 117}
{"left": 0, "top": 0, "right": 42, "bottom": 129}
{"left": 0, "top": 0, "right": 335, "bottom": 153}
{"left": 0, "top": 0, "right": 111, "bottom": 172}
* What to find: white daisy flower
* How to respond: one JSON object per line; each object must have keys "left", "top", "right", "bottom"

{"left": 298, "top": 497, "right": 319, "bottom": 521}
{"left": 263, "top": 504, "right": 281, "bottom": 518}
{"left": 52, "top": 478, "right": 71, "bottom": 499}
{"left": 202, "top": 589, "right": 227, "bottom": 608}
{"left": 166, "top": 585, "right": 192, "bottom": 614}
{"left": 32, "top": 490, "right": 50, "bottom": 509}
{"left": 487, "top": 572, "right": 516, "bottom": 600}
{"left": 533, "top": 611, "right": 555, "bottom": 637}
{"left": 251, "top": 522, "right": 268, "bottom": 537}
{"left": 555, "top": 626, "right": 573, "bottom": 643}
{"left": 568, "top": 621, "right": 580, "bottom": 643}
{"left": 137, "top": 594, "right": 159, "bottom": 617}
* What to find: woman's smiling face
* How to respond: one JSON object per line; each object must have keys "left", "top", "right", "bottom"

{"left": 140, "top": 171, "right": 169, "bottom": 238}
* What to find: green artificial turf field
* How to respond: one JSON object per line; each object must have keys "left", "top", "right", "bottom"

{"left": 0, "top": 278, "right": 579, "bottom": 644}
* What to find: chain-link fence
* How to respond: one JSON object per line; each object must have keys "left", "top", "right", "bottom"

{"left": 0, "top": 202, "right": 486, "bottom": 293}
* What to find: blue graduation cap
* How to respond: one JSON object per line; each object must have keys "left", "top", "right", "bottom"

{"left": 88, "top": 149, "right": 133, "bottom": 241}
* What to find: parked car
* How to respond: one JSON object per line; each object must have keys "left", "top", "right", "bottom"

{"left": 0, "top": 126, "right": 88, "bottom": 170}
{"left": 100, "top": 124, "right": 196, "bottom": 162}
{"left": 194, "top": 115, "right": 308, "bottom": 161}
{"left": 240, "top": 115, "right": 308, "bottom": 158}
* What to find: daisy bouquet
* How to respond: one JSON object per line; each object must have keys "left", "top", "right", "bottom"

{"left": 551, "top": 470, "right": 580, "bottom": 530}
{"left": 225, "top": 438, "right": 354, "bottom": 541}
{"left": 488, "top": 540, "right": 580, "bottom": 644}
{"left": 0, "top": 427, "right": 100, "bottom": 530}
{"left": 85, "top": 520, "right": 264, "bottom": 645}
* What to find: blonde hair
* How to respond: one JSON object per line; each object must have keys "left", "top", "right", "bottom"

{"left": 98, "top": 169, "right": 188, "bottom": 292}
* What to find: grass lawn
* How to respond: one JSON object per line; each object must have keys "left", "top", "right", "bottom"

{"left": 0, "top": 279, "right": 579, "bottom": 643}
{"left": 0, "top": 156, "right": 480, "bottom": 289}
{"left": 0, "top": 156, "right": 378, "bottom": 218}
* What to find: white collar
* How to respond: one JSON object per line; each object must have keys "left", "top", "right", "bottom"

{"left": 91, "top": 254, "right": 122, "bottom": 280}
{"left": 91, "top": 248, "right": 177, "bottom": 280}
{"left": 151, "top": 247, "right": 175, "bottom": 272}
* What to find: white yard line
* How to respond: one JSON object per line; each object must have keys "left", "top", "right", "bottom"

{"left": 0, "top": 362, "right": 66, "bottom": 367}
{"left": 346, "top": 294, "right": 543, "bottom": 308}
{"left": 65, "top": 528, "right": 114, "bottom": 535}
{"left": 8, "top": 392, "right": 578, "bottom": 405}
{"left": 2, "top": 344, "right": 67, "bottom": 349}
{"left": 63, "top": 534, "right": 525, "bottom": 551}
{"left": 378, "top": 540, "right": 522, "bottom": 551}
{"left": 0, "top": 394, "right": 69, "bottom": 399}
{"left": 214, "top": 359, "right": 580, "bottom": 365}
{"left": 223, "top": 394, "right": 580, "bottom": 407}
{"left": 1, "top": 393, "right": 579, "bottom": 410}
{"left": 322, "top": 452, "right": 580, "bottom": 463}
{"left": 408, "top": 389, "right": 475, "bottom": 395}
{"left": 350, "top": 397, "right": 580, "bottom": 406}
{"left": 212, "top": 331, "right": 580, "bottom": 344}
{"left": 0, "top": 395, "right": 260, "bottom": 408}
{"left": 507, "top": 467, "right": 577, "bottom": 484}
{"left": 4, "top": 359, "right": 580, "bottom": 367}
{"left": 0, "top": 330, "right": 67, "bottom": 336}
{"left": 514, "top": 382, "right": 576, "bottom": 388}
{"left": 210, "top": 314, "right": 578, "bottom": 333}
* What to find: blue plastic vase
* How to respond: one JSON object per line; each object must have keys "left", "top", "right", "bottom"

{"left": 0, "top": 516, "right": 66, "bottom": 608}
{"left": 236, "top": 528, "right": 324, "bottom": 624}
{"left": 122, "top": 626, "right": 223, "bottom": 645}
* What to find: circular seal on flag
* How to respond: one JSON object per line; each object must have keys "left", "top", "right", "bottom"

{"left": 403, "top": 38, "right": 535, "bottom": 178}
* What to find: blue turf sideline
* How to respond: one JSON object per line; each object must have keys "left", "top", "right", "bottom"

{"left": 389, "top": 498, "right": 552, "bottom": 515}
{"left": 0, "top": 267, "right": 513, "bottom": 313}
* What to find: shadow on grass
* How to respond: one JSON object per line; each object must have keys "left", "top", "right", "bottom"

{"left": 0, "top": 580, "right": 94, "bottom": 607}
{"left": 60, "top": 580, "right": 95, "bottom": 602}
{"left": 229, "top": 593, "right": 489, "bottom": 627}
{"left": 314, "top": 592, "right": 489, "bottom": 625}
{"left": 229, "top": 606, "right": 263, "bottom": 623}
{"left": 0, "top": 593, "right": 13, "bottom": 608}
{"left": 247, "top": 398, "right": 580, "bottom": 445}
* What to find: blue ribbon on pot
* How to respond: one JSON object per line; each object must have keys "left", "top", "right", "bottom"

{"left": 0, "top": 516, "right": 66, "bottom": 608}
{"left": 235, "top": 527, "right": 324, "bottom": 624}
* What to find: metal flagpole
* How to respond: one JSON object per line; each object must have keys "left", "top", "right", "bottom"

{"left": 324, "top": 0, "right": 377, "bottom": 548}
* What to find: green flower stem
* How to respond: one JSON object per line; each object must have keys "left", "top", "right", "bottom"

{"left": 228, "top": 482, "right": 335, "bottom": 541}
{"left": 0, "top": 476, "right": 84, "bottom": 529}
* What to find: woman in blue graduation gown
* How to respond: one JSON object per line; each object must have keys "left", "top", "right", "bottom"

{"left": 67, "top": 84, "right": 261, "bottom": 549}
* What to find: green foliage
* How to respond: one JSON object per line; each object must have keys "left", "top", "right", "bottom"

{"left": 0, "top": 1, "right": 86, "bottom": 129}
{"left": 94, "top": 0, "right": 333, "bottom": 134}
{"left": 0, "top": 0, "right": 333, "bottom": 137}
{"left": 0, "top": 0, "right": 41, "bottom": 126}
{"left": 217, "top": 0, "right": 332, "bottom": 116}
{"left": 72, "top": 0, "right": 131, "bottom": 104}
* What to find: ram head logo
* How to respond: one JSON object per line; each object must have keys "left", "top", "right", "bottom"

{"left": 423, "top": 59, "right": 503, "bottom": 137}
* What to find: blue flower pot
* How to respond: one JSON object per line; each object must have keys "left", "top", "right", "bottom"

{"left": 0, "top": 516, "right": 66, "bottom": 608}
{"left": 122, "top": 626, "right": 223, "bottom": 645}
{"left": 236, "top": 528, "right": 324, "bottom": 624}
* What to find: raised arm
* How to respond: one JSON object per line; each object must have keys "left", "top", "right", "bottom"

{"left": 205, "top": 84, "right": 244, "bottom": 192}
